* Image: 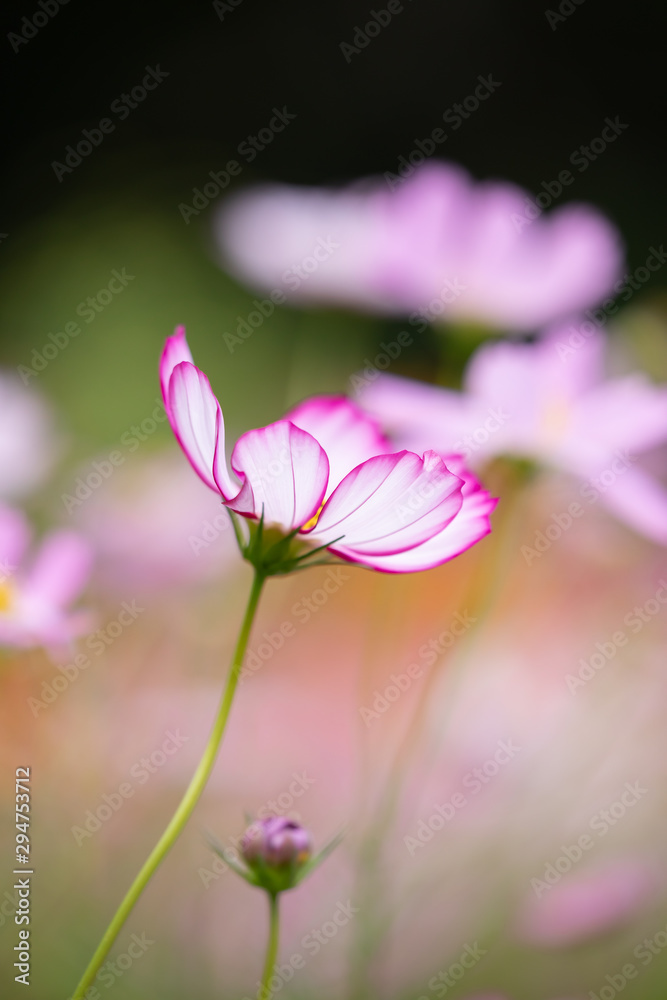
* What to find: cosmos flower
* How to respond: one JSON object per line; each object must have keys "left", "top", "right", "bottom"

{"left": 215, "top": 162, "right": 622, "bottom": 332}
{"left": 0, "top": 505, "right": 92, "bottom": 650}
{"left": 359, "top": 327, "right": 667, "bottom": 544}
{"left": 0, "top": 369, "right": 60, "bottom": 499}
{"left": 160, "top": 327, "right": 495, "bottom": 573}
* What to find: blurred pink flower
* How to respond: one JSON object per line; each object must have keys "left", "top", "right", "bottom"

{"left": 0, "top": 505, "right": 92, "bottom": 650}
{"left": 0, "top": 369, "right": 60, "bottom": 498}
{"left": 73, "top": 449, "right": 237, "bottom": 595}
{"left": 360, "top": 328, "right": 667, "bottom": 543}
{"left": 160, "top": 327, "right": 495, "bottom": 572}
{"left": 216, "top": 162, "right": 622, "bottom": 332}
{"left": 515, "top": 860, "right": 656, "bottom": 947}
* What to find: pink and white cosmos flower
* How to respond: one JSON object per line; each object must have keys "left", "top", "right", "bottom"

{"left": 216, "top": 162, "right": 622, "bottom": 333}
{"left": 160, "top": 327, "right": 495, "bottom": 573}
{"left": 360, "top": 327, "right": 667, "bottom": 544}
{"left": 0, "top": 505, "right": 92, "bottom": 651}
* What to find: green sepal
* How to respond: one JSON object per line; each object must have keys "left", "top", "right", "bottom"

{"left": 206, "top": 831, "right": 261, "bottom": 887}
{"left": 294, "top": 829, "right": 345, "bottom": 885}
{"left": 239, "top": 507, "right": 347, "bottom": 578}
{"left": 207, "top": 827, "right": 344, "bottom": 896}
{"left": 246, "top": 855, "right": 304, "bottom": 895}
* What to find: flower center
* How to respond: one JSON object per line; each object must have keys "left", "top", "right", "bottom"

{"left": 0, "top": 580, "right": 15, "bottom": 615}
{"left": 301, "top": 503, "right": 325, "bottom": 532}
{"left": 541, "top": 396, "right": 571, "bottom": 441}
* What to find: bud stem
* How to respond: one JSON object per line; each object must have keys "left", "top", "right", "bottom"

{"left": 71, "top": 569, "right": 267, "bottom": 999}
{"left": 259, "top": 892, "right": 280, "bottom": 1000}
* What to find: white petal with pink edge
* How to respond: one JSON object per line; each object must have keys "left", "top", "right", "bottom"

{"left": 310, "top": 450, "right": 463, "bottom": 558}
{"left": 364, "top": 483, "right": 496, "bottom": 572}
{"left": 230, "top": 421, "right": 329, "bottom": 530}
{"left": 160, "top": 325, "right": 194, "bottom": 416}
{"left": 286, "top": 395, "right": 391, "bottom": 492}
{"left": 168, "top": 361, "right": 238, "bottom": 498}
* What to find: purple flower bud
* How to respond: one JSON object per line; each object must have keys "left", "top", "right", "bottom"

{"left": 241, "top": 817, "right": 312, "bottom": 869}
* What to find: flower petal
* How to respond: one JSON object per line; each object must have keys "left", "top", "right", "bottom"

{"left": 167, "top": 361, "right": 238, "bottom": 498}
{"left": 579, "top": 374, "right": 667, "bottom": 455}
{"left": 22, "top": 531, "right": 92, "bottom": 609}
{"left": 310, "top": 450, "right": 463, "bottom": 558}
{"left": 364, "top": 460, "right": 496, "bottom": 571}
{"left": 285, "top": 395, "right": 391, "bottom": 492}
{"left": 0, "top": 505, "right": 30, "bottom": 577}
{"left": 357, "top": 372, "right": 487, "bottom": 458}
{"left": 595, "top": 466, "right": 667, "bottom": 544}
{"left": 215, "top": 165, "right": 622, "bottom": 330}
{"left": 0, "top": 371, "right": 60, "bottom": 500}
{"left": 230, "top": 420, "right": 329, "bottom": 530}
{"left": 160, "top": 325, "right": 193, "bottom": 420}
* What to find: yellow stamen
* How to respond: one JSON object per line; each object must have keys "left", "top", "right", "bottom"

{"left": 0, "top": 580, "right": 14, "bottom": 614}
{"left": 302, "top": 502, "right": 325, "bottom": 532}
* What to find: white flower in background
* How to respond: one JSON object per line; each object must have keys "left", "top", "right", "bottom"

{"left": 0, "top": 369, "right": 59, "bottom": 498}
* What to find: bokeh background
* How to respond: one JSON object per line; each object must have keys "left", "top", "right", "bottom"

{"left": 2, "top": 1, "right": 667, "bottom": 998}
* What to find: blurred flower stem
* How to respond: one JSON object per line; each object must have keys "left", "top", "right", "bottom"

{"left": 348, "top": 459, "right": 531, "bottom": 999}
{"left": 260, "top": 893, "right": 280, "bottom": 1000}
{"left": 71, "top": 569, "right": 267, "bottom": 1000}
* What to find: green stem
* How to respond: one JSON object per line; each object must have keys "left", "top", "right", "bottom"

{"left": 259, "top": 893, "right": 280, "bottom": 999}
{"left": 72, "top": 570, "right": 266, "bottom": 1000}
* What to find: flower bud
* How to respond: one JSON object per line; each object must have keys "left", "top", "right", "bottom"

{"left": 242, "top": 816, "right": 311, "bottom": 870}
{"left": 211, "top": 818, "right": 340, "bottom": 897}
